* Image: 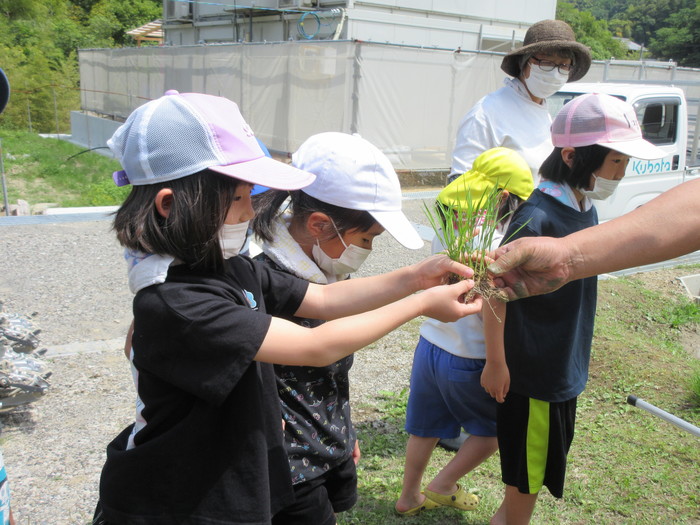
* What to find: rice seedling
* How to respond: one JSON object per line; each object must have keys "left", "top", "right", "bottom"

{"left": 424, "top": 180, "right": 527, "bottom": 303}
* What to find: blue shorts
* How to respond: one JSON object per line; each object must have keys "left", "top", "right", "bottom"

{"left": 405, "top": 336, "right": 497, "bottom": 438}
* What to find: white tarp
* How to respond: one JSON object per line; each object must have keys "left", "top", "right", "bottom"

{"left": 78, "top": 41, "right": 700, "bottom": 171}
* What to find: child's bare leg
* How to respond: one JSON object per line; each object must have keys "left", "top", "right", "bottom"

{"left": 490, "top": 496, "right": 507, "bottom": 525}
{"left": 425, "top": 435, "right": 497, "bottom": 495}
{"left": 490, "top": 485, "right": 538, "bottom": 525}
{"left": 395, "top": 434, "right": 439, "bottom": 512}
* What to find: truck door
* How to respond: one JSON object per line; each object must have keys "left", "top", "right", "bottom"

{"left": 594, "top": 96, "right": 684, "bottom": 221}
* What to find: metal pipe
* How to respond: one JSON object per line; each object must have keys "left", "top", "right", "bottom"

{"left": 627, "top": 395, "right": 700, "bottom": 437}
{"left": 1, "top": 139, "right": 9, "bottom": 216}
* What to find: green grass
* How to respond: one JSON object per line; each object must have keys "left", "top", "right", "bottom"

{"left": 5, "top": 137, "right": 699, "bottom": 523}
{"left": 691, "top": 367, "right": 700, "bottom": 402}
{"left": 0, "top": 129, "right": 128, "bottom": 209}
{"left": 338, "top": 274, "right": 700, "bottom": 525}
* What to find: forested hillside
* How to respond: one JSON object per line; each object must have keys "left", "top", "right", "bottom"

{"left": 0, "top": 0, "right": 697, "bottom": 133}
{"left": 0, "top": 0, "right": 160, "bottom": 132}
{"left": 559, "top": 0, "right": 700, "bottom": 65}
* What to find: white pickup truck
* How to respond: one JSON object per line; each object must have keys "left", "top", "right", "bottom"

{"left": 548, "top": 82, "right": 700, "bottom": 222}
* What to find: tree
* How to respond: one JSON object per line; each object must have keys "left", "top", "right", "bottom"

{"left": 624, "top": 0, "right": 694, "bottom": 48}
{"left": 0, "top": 0, "right": 43, "bottom": 19}
{"left": 566, "top": 0, "right": 630, "bottom": 21}
{"left": 88, "top": 0, "right": 161, "bottom": 46}
{"left": 0, "top": 0, "right": 161, "bottom": 132}
{"left": 557, "top": 0, "right": 628, "bottom": 60}
{"left": 648, "top": 6, "right": 700, "bottom": 67}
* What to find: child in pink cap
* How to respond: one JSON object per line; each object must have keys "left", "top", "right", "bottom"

{"left": 93, "top": 91, "right": 482, "bottom": 525}
{"left": 480, "top": 93, "right": 664, "bottom": 525}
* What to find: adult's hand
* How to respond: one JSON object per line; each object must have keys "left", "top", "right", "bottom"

{"left": 487, "top": 236, "right": 578, "bottom": 300}
{"left": 489, "top": 177, "right": 700, "bottom": 300}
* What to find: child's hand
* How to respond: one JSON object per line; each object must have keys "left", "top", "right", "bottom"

{"left": 420, "top": 279, "right": 482, "bottom": 322}
{"left": 481, "top": 360, "right": 510, "bottom": 403}
{"left": 412, "top": 254, "right": 475, "bottom": 290}
{"left": 352, "top": 440, "right": 361, "bottom": 465}
{"left": 467, "top": 250, "right": 495, "bottom": 267}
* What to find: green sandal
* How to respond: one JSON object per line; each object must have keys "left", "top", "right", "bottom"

{"left": 424, "top": 483, "right": 479, "bottom": 511}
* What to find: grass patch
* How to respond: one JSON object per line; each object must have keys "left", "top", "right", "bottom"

{"left": 339, "top": 273, "right": 700, "bottom": 525}
{"left": 5, "top": 133, "right": 699, "bottom": 523}
{"left": 690, "top": 367, "right": 700, "bottom": 402}
{"left": 0, "top": 130, "right": 127, "bottom": 208}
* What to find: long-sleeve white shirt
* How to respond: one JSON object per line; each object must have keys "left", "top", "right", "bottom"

{"left": 450, "top": 77, "right": 553, "bottom": 184}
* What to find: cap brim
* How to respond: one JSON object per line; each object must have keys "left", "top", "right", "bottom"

{"left": 210, "top": 156, "right": 316, "bottom": 190}
{"left": 370, "top": 210, "right": 424, "bottom": 249}
{"left": 601, "top": 139, "right": 666, "bottom": 160}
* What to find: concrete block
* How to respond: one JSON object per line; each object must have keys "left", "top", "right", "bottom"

{"left": 678, "top": 274, "right": 700, "bottom": 304}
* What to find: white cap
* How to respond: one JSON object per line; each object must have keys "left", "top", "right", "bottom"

{"left": 292, "top": 132, "right": 423, "bottom": 249}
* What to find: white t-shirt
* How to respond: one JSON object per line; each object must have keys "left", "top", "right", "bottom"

{"left": 450, "top": 77, "right": 553, "bottom": 184}
{"left": 419, "top": 229, "right": 504, "bottom": 359}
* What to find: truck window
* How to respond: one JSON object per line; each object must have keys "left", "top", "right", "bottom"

{"left": 634, "top": 98, "right": 679, "bottom": 145}
{"left": 547, "top": 92, "right": 626, "bottom": 118}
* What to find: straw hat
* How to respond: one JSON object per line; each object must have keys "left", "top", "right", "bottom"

{"left": 501, "top": 19, "right": 592, "bottom": 82}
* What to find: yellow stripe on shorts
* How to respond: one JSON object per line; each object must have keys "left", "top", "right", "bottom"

{"left": 526, "top": 398, "right": 549, "bottom": 493}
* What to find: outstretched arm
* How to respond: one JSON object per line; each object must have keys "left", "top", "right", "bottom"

{"left": 257, "top": 278, "right": 483, "bottom": 367}
{"left": 489, "top": 178, "right": 700, "bottom": 299}
{"left": 296, "top": 254, "right": 474, "bottom": 320}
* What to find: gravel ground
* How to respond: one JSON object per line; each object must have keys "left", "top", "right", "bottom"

{"left": 0, "top": 197, "right": 436, "bottom": 525}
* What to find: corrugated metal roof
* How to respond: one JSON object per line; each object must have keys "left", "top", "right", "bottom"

{"left": 127, "top": 20, "right": 163, "bottom": 45}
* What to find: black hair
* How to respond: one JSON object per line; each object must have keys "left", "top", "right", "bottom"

{"left": 112, "top": 169, "right": 241, "bottom": 273}
{"left": 497, "top": 192, "right": 525, "bottom": 224}
{"left": 539, "top": 144, "right": 611, "bottom": 190}
{"left": 434, "top": 190, "right": 524, "bottom": 229}
{"left": 252, "top": 189, "right": 376, "bottom": 244}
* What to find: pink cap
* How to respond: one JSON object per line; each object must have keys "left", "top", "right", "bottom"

{"left": 551, "top": 93, "right": 665, "bottom": 160}
{"left": 108, "top": 90, "right": 316, "bottom": 189}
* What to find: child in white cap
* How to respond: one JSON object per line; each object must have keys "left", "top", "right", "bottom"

{"left": 94, "top": 91, "right": 482, "bottom": 525}
{"left": 481, "top": 93, "right": 665, "bottom": 525}
{"left": 250, "top": 132, "right": 422, "bottom": 525}
{"left": 395, "top": 147, "right": 534, "bottom": 516}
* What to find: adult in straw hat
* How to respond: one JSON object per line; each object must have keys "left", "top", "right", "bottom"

{"left": 441, "top": 18, "right": 590, "bottom": 453}
{"left": 448, "top": 19, "right": 592, "bottom": 185}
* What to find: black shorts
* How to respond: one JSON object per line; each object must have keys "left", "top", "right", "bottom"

{"left": 497, "top": 391, "right": 576, "bottom": 498}
{"left": 272, "top": 456, "right": 358, "bottom": 525}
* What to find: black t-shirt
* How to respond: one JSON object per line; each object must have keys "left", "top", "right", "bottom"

{"left": 502, "top": 190, "right": 598, "bottom": 402}
{"left": 99, "top": 256, "right": 309, "bottom": 525}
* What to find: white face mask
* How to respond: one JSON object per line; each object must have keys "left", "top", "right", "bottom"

{"left": 580, "top": 174, "right": 621, "bottom": 201}
{"left": 524, "top": 65, "right": 569, "bottom": 99}
{"left": 311, "top": 220, "right": 371, "bottom": 278}
{"left": 219, "top": 221, "right": 250, "bottom": 259}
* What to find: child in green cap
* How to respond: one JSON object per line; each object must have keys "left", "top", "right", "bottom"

{"left": 395, "top": 147, "right": 533, "bottom": 516}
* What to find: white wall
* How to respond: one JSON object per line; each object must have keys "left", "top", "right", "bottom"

{"left": 163, "top": 0, "right": 556, "bottom": 50}
{"left": 352, "top": 0, "right": 554, "bottom": 25}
